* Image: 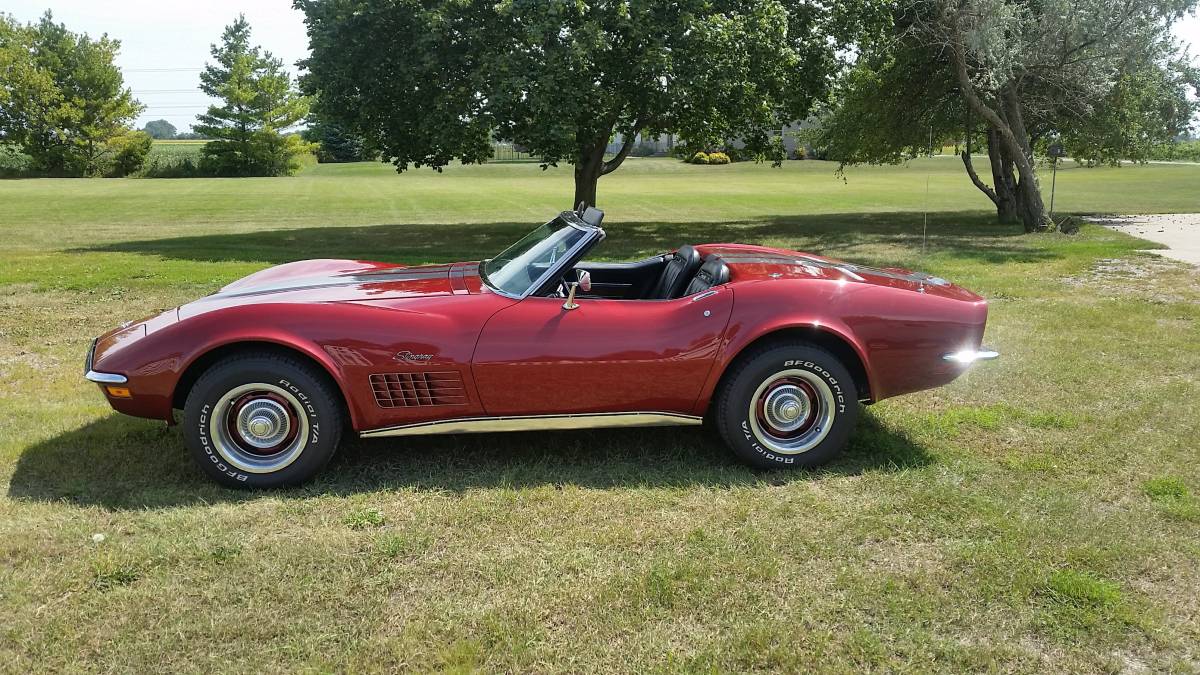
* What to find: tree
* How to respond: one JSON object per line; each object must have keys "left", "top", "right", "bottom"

{"left": 0, "top": 12, "right": 142, "bottom": 176}
{"left": 302, "top": 114, "right": 374, "bottom": 163}
{"left": 142, "top": 119, "right": 177, "bottom": 139}
{"left": 194, "top": 15, "right": 311, "bottom": 177}
{"left": 816, "top": 0, "right": 1198, "bottom": 232}
{"left": 296, "top": 0, "right": 865, "bottom": 207}
{"left": 106, "top": 129, "right": 152, "bottom": 176}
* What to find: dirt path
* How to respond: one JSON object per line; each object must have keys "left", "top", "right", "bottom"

{"left": 1093, "top": 214, "right": 1200, "bottom": 266}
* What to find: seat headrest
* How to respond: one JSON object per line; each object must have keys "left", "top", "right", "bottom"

{"left": 684, "top": 254, "right": 730, "bottom": 296}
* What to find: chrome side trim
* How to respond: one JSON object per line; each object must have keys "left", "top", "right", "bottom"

{"left": 360, "top": 411, "right": 703, "bottom": 438}
{"left": 942, "top": 348, "right": 1000, "bottom": 364}
{"left": 86, "top": 370, "right": 128, "bottom": 384}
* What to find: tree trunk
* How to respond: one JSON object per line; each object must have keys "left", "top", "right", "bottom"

{"left": 999, "top": 87, "right": 1049, "bottom": 232}
{"left": 948, "top": 22, "right": 1050, "bottom": 233}
{"left": 572, "top": 127, "right": 641, "bottom": 209}
{"left": 961, "top": 109, "right": 1021, "bottom": 225}
{"left": 573, "top": 143, "right": 605, "bottom": 209}
{"left": 987, "top": 129, "right": 1018, "bottom": 224}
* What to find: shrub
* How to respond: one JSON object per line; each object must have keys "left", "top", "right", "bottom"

{"left": 106, "top": 131, "right": 153, "bottom": 177}
{"left": 792, "top": 146, "right": 807, "bottom": 160}
{"left": 720, "top": 146, "right": 744, "bottom": 162}
{"left": 706, "top": 151, "right": 731, "bottom": 165}
{"left": 0, "top": 144, "right": 34, "bottom": 177}
{"left": 690, "top": 151, "right": 710, "bottom": 164}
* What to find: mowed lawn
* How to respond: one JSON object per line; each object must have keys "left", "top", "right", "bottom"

{"left": 1, "top": 158, "right": 1198, "bottom": 672}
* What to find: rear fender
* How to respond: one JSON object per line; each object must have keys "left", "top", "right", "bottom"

{"left": 692, "top": 316, "right": 873, "bottom": 417}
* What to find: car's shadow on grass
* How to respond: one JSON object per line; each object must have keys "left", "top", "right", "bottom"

{"left": 73, "top": 210, "right": 1060, "bottom": 268}
{"left": 8, "top": 409, "right": 932, "bottom": 510}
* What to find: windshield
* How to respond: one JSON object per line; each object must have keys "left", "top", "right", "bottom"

{"left": 481, "top": 216, "right": 591, "bottom": 297}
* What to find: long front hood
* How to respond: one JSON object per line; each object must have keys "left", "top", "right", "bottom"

{"left": 180, "top": 259, "right": 460, "bottom": 318}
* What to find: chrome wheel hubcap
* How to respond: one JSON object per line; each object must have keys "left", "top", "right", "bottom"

{"left": 210, "top": 383, "right": 309, "bottom": 474}
{"left": 762, "top": 384, "right": 811, "bottom": 432}
{"left": 236, "top": 398, "right": 291, "bottom": 449}
{"left": 748, "top": 368, "right": 837, "bottom": 455}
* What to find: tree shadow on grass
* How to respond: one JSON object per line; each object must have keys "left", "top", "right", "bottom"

{"left": 74, "top": 210, "right": 1059, "bottom": 269}
{"left": 7, "top": 408, "right": 931, "bottom": 510}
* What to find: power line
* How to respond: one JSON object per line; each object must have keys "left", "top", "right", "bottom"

{"left": 126, "top": 67, "right": 203, "bottom": 73}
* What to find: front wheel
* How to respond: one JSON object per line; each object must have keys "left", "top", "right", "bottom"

{"left": 183, "top": 352, "right": 344, "bottom": 488}
{"left": 714, "top": 343, "right": 859, "bottom": 469}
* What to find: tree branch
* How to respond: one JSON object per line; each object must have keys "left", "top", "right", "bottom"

{"left": 961, "top": 106, "right": 999, "bottom": 205}
{"left": 600, "top": 121, "right": 642, "bottom": 176}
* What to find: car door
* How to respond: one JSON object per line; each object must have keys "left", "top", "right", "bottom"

{"left": 471, "top": 287, "right": 734, "bottom": 416}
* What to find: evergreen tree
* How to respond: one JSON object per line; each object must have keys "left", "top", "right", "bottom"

{"left": 303, "top": 114, "right": 373, "bottom": 163}
{"left": 194, "top": 15, "right": 310, "bottom": 176}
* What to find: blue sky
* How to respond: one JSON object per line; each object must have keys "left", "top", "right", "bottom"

{"left": 3, "top": 1, "right": 1198, "bottom": 133}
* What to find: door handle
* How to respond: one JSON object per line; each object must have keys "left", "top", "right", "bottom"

{"left": 691, "top": 290, "right": 718, "bottom": 302}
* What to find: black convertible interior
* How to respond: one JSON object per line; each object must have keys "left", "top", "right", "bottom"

{"left": 557, "top": 247, "right": 730, "bottom": 301}
{"left": 528, "top": 209, "right": 730, "bottom": 302}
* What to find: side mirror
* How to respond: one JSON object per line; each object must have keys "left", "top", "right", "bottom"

{"left": 563, "top": 270, "right": 591, "bottom": 311}
{"left": 562, "top": 283, "right": 580, "bottom": 310}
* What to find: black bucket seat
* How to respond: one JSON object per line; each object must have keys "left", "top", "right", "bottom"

{"left": 648, "top": 245, "right": 702, "bottom": 299}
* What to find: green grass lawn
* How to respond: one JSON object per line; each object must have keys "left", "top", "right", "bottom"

{"left": 1, "top": 158, "right": 1198, "bottom": 672}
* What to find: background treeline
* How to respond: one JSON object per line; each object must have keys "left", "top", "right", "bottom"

{"left": 0, "top": 13, "right": 147, "bottom": 177}
{"left": 1, "top": 12, "right": 337, "bottom": 178}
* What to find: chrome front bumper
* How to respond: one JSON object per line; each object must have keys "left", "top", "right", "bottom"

{"left": 84, "top": 338, "right": 128, "bottom": 384}
{"left": 941, "top": 348, "right": 1000, "bottom": 364}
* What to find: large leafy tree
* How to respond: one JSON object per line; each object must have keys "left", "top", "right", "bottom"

{"left": 141, "top": 119, "right": 177, "bottom": 139}
{"left": 296, "top": 0, "right": 864, "bottom": 207}
{"left": 816, "top": 0, "right": 1197, "bottom": 232}
{"left": 194, "top": 16, "right": 311, "bottom": 177}
{"left": 0, "top": 12, "right": 142, "bottom": 176}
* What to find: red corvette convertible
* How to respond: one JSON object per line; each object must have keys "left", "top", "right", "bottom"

{"left": 85, "top": 208, "right": 996, "bottom": 487}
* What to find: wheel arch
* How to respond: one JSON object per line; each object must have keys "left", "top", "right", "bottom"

{"left": 705, "top": 325, "right": 873, "bottom": 412}
{"left": 172, "top": 339, "right": 357, "bottom": 427}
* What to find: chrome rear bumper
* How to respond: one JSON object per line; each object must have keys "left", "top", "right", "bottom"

{"left": 942, "top": 348, "right": 1000, "bottom": 364}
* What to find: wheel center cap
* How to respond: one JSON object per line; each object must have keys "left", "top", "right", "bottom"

{"left": 778, "top": 401, "right": 802, "bottom": 421}
{"left": 235, "top": 398, "right": 291, "bottom": 449}
{"left": 248, "top": 417, "right": 274, "bottom": 438}
{"left": 763, "top": 384, "right": 811, "bottom": 432}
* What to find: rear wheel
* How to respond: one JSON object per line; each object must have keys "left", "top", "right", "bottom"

{"left": 183, "top": 352, "right": 344, "bottom": 488}
{"left": 714, "top": 343, "right": 859, "bottom": 469}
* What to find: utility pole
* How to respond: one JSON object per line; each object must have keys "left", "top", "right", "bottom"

{"left": 1048, "top": 141, "right": 1065, "bottom": 224}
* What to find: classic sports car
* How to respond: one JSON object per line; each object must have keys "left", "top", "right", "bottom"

{"left": 85, "top": 207, "right": 996, "bottom": 488}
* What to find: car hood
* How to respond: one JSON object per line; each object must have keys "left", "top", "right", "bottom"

{"left": 180, "top": 259, "right": 461, "bottom": 318}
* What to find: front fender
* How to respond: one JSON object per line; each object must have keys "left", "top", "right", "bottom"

{"left": 91, "top": 303, "right": 381, "bottom": 426}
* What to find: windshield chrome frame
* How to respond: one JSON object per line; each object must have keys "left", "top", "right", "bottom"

{"left": 478, "top": 214, "right": 602, "bottom": 300}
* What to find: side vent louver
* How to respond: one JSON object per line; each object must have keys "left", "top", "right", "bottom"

{"left": 370, "top": 371, "right": 467, "bottom": 408}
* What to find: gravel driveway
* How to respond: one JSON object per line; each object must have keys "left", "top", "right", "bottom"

{"left": 1093, "top": 214, "right": 1200, "bottom": 266}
